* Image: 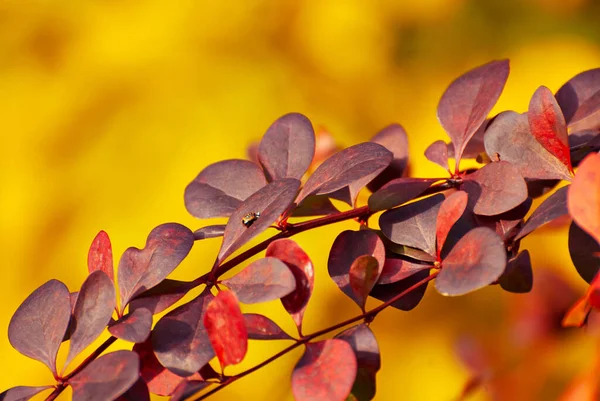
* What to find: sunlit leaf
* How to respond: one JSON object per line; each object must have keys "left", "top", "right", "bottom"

{"left": 8, "top": 279, "right": 71, "bottom": 375}
{"left": 499, "top": 250, "right": 533, "bottom": 293}
{"left": 88, "top": 230, "right": 114, "bottom": 282}
{"left": 118, "top": 223, "right": 194, "bottom": 312}
{"left": 204, "top": 291, "right": 248, "bottom": 368}
{"left": 555, "top": 68, "right": 600, "bottom": 127}
{"left": 367, "top": 124, "right": 409, "bottom": 191}
{"left": 568, "top": 222, "right": 600, "bottom": 284}
{"left": 129, "top": 279, "right": 194, "bottom": 315}
{"left": 193, "top": 225, "right": 226, "bottom": 240}
{"left": 258, "top": 113, "right": 315, "bottom": 181}
{"left": 436, "top": 227, "right": 506, "bottom": 296}
{"left": 448, "top": 118, "right": 491, "bottom": 159}
{"left": 370, "top": 269, "right": 430, "bottom": 311}
{"left": 292, "top": 340, "right": 357, "bottom": 401}
{"left": 436, "top": 191, "right": 468, "bottom": 257}
{"left": 218, "top": 178, "right": 300, "bottom": 263}
{"left": 377, "top": 257, "right": 432, "bottom": 285}
{"left": 568, "top": 153, "right": 600, "bottom": 244}
{"left": 222, "top": 257, "right": 296, "bottom": 304}
{"left": 349, "top": 256, "right": 381, "bottom": 311}
{"left": 244, "top": 313, "right": 293, "bottom": 341}
{"left": 514, "top": 186, "right": 568, "bottom": 241}
{"left": 0, "top": 386, "right": 52, "bottom": 401}
{"left": 108, "top": 308, "right": 152, "bottom": 343}
{"left": 184, "top": 159, "right": 267, "bottom": 219}
{"left": 368, "top": 177, "right": 439, "bottom": 212}
{"left": 424, "top": 140, "right": 449, "bottom": 172}
{"left": 437, "top": 59, "right": 509, "bottom": 167}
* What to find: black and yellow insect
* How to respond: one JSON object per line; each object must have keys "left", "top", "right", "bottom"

{"left": 242, "top": 212, "right": 261, "bottom": 227}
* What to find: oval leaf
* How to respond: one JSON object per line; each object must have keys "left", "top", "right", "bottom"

{"left": 328, "top": 230, "right": 385, "bottom": 308}
{"left": 436, "top": 191, "right": 469, "bottom": 257}
{"left": 296, "top": 142, "right": 393, "bottom": 204}
{"left": 514, "top": 185, "right": 568, "bottom": 241}
{"left": 0, "top": 386, "right": 52, "bottom": 401}
{"left": 266, "top": 239, "right": 314, "bottom": 332}
{"left": 425, "top": 140, "right": 450, "bottom": 172}
{"left": 367, "top": 124, "right": 409, "bottom": 191}
{"left": 292, "top": 195, "right": 340, "bottom": 217}
{"left": 222, "top": 257, "right": 296, "bottom": 304}
{"left": 108, "top": 308, "right": 153, "bottom": 343}
{"left": 349, "top": 255, "right": 381, "bottom": 311}
{"left": 170, "top": 381, "right": 212, "bottom": 401}
{"left": 499, "top": 250, "right": 533, "bottom": 293}
{"left": 118, "top": 223, "right": 194, "bottom": 312}
{"left": 555, "top": 68, "right": 600, "bottom": 126}
{"left": 528, "top": 86, "right": 572, "bottom": 172}
{"left": 193, "top": 225, "right": 226, "bottom": 241}
{"left": 568, "top": 153, "right": 600, "bottom": 244}
{"left": 244, "top": 313, "right": 293, "bottom": 341}
{"left": 370, "top": 269, "right": 431, "bottom": 311}
{"left": 203, "top": 291, "right": 248, "bottom": 368}
{"left": 184, "top": 159, "right": 267, "bottom": 219}
{"left": 69, "top": 350, "right": 139, "bottom": 401}
{"left": 378, "top": 257, "right": 432, "bottom": 285}
{"left": 129, "top": 279, "right": 195, "bottom": 315}
{"left": 218, "top": 178, "right": 300, "bottom": 263}
{"left": 8, "top": 279, "right": 71, "bottom": 374}
{"left": 436, "top": 227, "right": 507, "bottom": 296}
{"left": 152, "top": 290, "right": 215, "bottom": 376}
{"left": 368, "top": 177, "right": 439, "bottom": 212}
{"left": 437, "top": 59, "right": 509, "bottom": 166}
{"left": 65, "top": 271, "right": 116, "bottom": 369}
{"left": 88, "top": 230, "right": 114, "bottom": 282}
{"left": 569, "top": 222, "right": 600, "bottom": 284}
{"left": 258, "top": 113, "right": 315, "bottom": 181}
{"left": 292, "top": 340, "right": 357, "bottom": 401}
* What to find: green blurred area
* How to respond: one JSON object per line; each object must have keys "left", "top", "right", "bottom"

{"left": 1, "top": 0, "right": 600, "bottom": 399}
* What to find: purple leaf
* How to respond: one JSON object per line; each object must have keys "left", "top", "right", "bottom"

{"left": 379, "top": 194, "right": 445, "bottom": 256}
{"left": 0, "top": 386, "right": 52, "bottom": 401}
{"left": 296, "top": 142, "right": 393, "bottom": 204}
{"left": 568, "top": 222, "right": 600, "bottom": 284}
{"left": 484, "top": 111, "right": 572, "bottom": 180}
{"left": 567, "top": 153, "right": 600, "bottom": 244}
{"left": 447, "top": 118, "right": 492, "bottom": 159}
{"left": 193, "top": 225, "right": 226, "bottom": 240}
{"left": 461, "top": 161, "right": 527, "bottom": 216}
{"left": 367, "top": 124, "right": 409, "bottom": 191}
{"left": 69, "top": 350, "right": 139, "bottom": 401}
{"left": 170, "top": 381, "right": 212, "bottom": 401}
{"left": 368, "top": 177, "right": 439, "bottom": 212}
{"left": 555, "top": 68, "right": 600, "bottom": 126}
{"left": 118, "top": 223, "right": 194, "bottom": 312}
{"left": 474, "top": 198, "right": 532, "bottom": 242}
{"left": 129, "top": 279, "right": 194, "bottom": 315}
{"left": 244, "top": 313, "right": 293, "bottom": 341}
{"left": 436, "top": 191, "right": 469, "bottom": 258}
{"left": 217, "top": 178, "right": 300, "bottom": 263}
{"left": 499, "top": 250, "right": 533, "bottom": 293}
{"left": 349, "top": 256, "right": 381, "bottom": 312}
{"left": 8, "top": 279, "right": 71, "bottom": 374}
{"left": 88, "top": 230, "right": 114, "bottom": 282}
{"left": 108, "top": 308, "right": 152, "bottom": 343}
{"left": 436, "top": 227, "right": 506, "bottom": 296}
{"left": 64, "top": 271, "right": 115, "bottom": 369}
{"left": 370, "top": 269, "right": 430, "bottom": 311}
{"left": 222, "top": 257, "right": 296, "bottom": 304}
{"left": 266, "top": 239, "right": 314, "bottom": 332}
{"left": 292, "top": 195, "right": 340, "bottom": 217}
{"left": 328, "top": 230, "right": 385, "bottom": 308}
{"left": 115, "top": 379, "right": 150, "bottom": 401}
{"left": 528, "top": 86, "right": 572, "bottom": 173}
{"left": 152, "top": 290, "right": 215, "bottom": 376}
{"left": 204, "top": 291, "right": 248, "bottom": 368}
{"left": 424, "top": 140, "right": 449, "bottom": 172}
{"left": 437, "top": 59, "right": 509, "bottom": 168}
{"left": 292, "top": 340, "right": 357, "bottom": 401}
{"left": 258, "top": 113, "right": 315, "bottom": 181}
{"left": 377, "top": 257, "right": 432, "bottom": 285}
{"left": 514, "top": 186, "right": 569, "bottom": 241}
{"left": 184, "top": 159, "right": 267, "bottom": 219}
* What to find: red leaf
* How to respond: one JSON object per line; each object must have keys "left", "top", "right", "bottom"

{"left": 193, "top": 225, "right": 226, "bottom": 240}
{"left": 184, "top": 159, "right": 267, "bottom": 219}
{"left": 152, "top": 290, "right": 215, "bottom": 376}
{"left": 424, "top": 140, "right": 450, "bottom": 172}
{"left": 436, "top": 227, "right": 506, "bottom": 296}
{"left": 244, "top": 313, "right": 293, "bottom": 341}
{"left": 222, "top": 257, "right": 295, "bottom": 304}
{"left": 170, "top": 380, "right": 212, "bottom": 401}
{"left": 436, "top": 191, "right": 469, "bottom": 258}
{"left": 117, "top": 223, "right": 194, "bottom": 312}
{"left": 568, "top": 153, "right": 600, "bottom": 244}
{"left": 562, "top": 297, "right": 591, "bottom": 328}
{"left": 204, "top": 291, "right": 248, "bottom": 368}
{"left": 437, "top": 59, "right": 509, "bottom": 168}
{"left": 528, "top": 86, "right": 572, "bottom": 172}
{"left": 8, "top": 279, "right": 71, "bottom": 375}
{"left": 461, "top": 161, "right": 528, "bottom": 216}
{"left": 0, "top": 386, "right": 52, "bottom": 401}
{"left": 69, "top": 350, "right": 139, "bottom": 401}
{"left": 569, "top": 222, "right": 600, "bottom": 284}
{"left": 370, "top": 269, "right": 430, "bottom": 311}
{"left": 218, "top": 178, "right": 300, "bottom": 263}
{"left": 484, "top": 111, "right": 572, "bottom": 180}
{"left": 64, "top": 271, "right": 115, "bottom": 370}
{"left": 108, "top": 308, "right": 153, "bottom": 343}
{"left": 328, "top": 230, "right": 385, "bottom": 308}
{"left": 555, "top": 68, "right": 600, "bottom": 126}
{"left": 266, "top": 239, "right": 314, "bottom": 332}
{"left": 292, "top": 340, "right": 357, "bottom": 401}
{"left": 296, "top": 142, "right": 393, "bottom": 204}
{"left": 349, "top": 255, "right": 381, "bottom": 311}
{"left": 377, "top": 257, "right": 432, "bottom": 284}
{"left": 258, "top": 113, "right": 315, "bottom": 181}
{"left": 366, "top": 124, "right": 409, "bottom": 192}
{"left": 474, "top": 198, "right": 531, "bottom": 242}
{"left": 379, "top": 194, "right": 445, "bottom": 256}
{"left": 498, "top": 250, "right": 533, "bottom": 293}
{"left": 514, "top": 185, "right": 568, "bottom": 241}
{"left": 88, "top": 231, "right": 114, "bottom": 282}
{"left": 367, "top": 177, "right": 439, "bottom": 212}
{"left": 129, "top": 279, "right": 195, "bottom": 315}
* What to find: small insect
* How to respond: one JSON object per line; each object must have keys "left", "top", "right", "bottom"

{"left": 242, "top": 212, "right": 261, "bottom": 227}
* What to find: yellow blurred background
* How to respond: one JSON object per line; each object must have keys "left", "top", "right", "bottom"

{"left": 2, "top": 0, "right": 600, "bottom": 399}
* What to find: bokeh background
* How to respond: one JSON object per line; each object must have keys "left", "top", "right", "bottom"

{"left": 2, "top": 0, "right": 600, "bottom": 400}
